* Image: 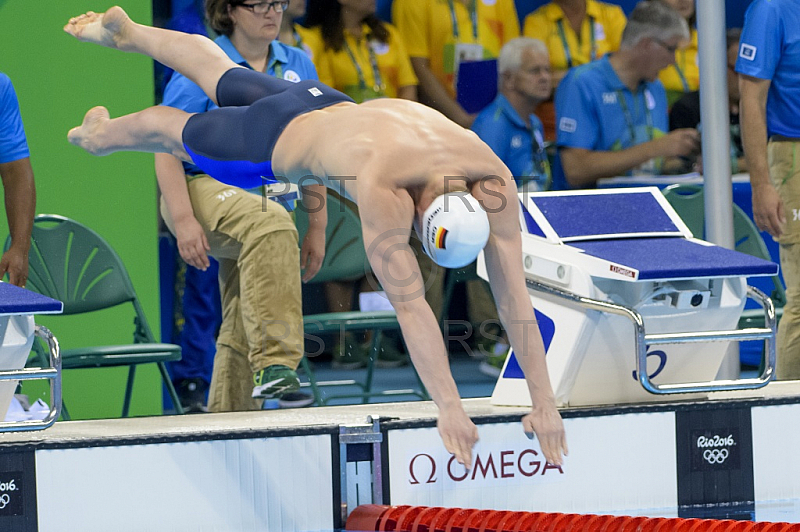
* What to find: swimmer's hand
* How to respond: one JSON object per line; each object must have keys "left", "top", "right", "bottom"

{"left": 521, "top": 403, "right": 568, "bottom": 467}
{"left": 437, "top": 407, "right": 479, "bottom": 470}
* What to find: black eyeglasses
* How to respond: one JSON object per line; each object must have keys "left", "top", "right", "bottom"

{"left": 653, "top": 38, "right": 679, "bottom": 54}
{"left": 236, "top": 1, "right": 289, "bottom": 14}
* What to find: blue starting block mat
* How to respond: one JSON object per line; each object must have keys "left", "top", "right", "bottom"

{"left": 518, "top": 188, "right": 778, "bottom": 281}
{"left": 530, "top": 190, "right": 682, "bottom": 241}
{"left": 576, "top": 238, "right": 778, "bottom": 280}
{"left": 0, "top": 282, "right": 63, "bottom": 316}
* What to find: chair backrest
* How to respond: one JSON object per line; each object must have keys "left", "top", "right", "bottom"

{"left": 5, "top": 215, "right": 139, "bottom": 315}
{"left": 661, "top": 184, "right": 705, "bottom": 238}
{"left": 662, "top": 184, "right": 786, "bottom": 304}
{"left": 296, "top": 192, "right": 371, "bottom": 283}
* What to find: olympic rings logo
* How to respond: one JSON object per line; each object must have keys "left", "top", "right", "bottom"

{"left": 0, "top": 494, "right": 10, "bottom": 510}
{"left": 703, "top": 449, "right": 729, "bottom": 464}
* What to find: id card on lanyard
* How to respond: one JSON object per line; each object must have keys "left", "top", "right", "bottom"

{"left": 342, "top": 37, "right": 386, "bottom": 103}
{"left": 443, "top": 0, "right": 484, "bottom": 76}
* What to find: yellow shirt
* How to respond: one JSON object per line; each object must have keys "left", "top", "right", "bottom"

{"left": 298, "top": 23, "right": 417, "bottom": 102}
{"left": 658, "top": 28, "right": 699, "bottom": 106}
{"left": 522, "top": 0, "right": 626, "bottom": 71}
{"left": 392, "top": 0, "right": 520, "bottom": 97}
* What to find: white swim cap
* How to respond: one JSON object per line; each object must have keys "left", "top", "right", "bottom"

{"left": 417, "top": 192, "right": 490, "bottom": 269}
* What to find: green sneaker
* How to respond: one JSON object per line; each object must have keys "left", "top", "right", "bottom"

{"left": 252, "top": 365, "right": 300, "bottom": 399}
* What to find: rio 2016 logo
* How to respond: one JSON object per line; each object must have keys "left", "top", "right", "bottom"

{"left": 696, "top": 434, "right": 736, "bottom": 465}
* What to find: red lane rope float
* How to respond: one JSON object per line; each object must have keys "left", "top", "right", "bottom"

{"left": 345, "top": 505, "right": 800, "bottom": 532}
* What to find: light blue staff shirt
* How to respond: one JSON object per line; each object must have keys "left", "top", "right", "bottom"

{"left": 472, "top": 93, "right": 549, "bottom": 190}
{"left": 161, "top": 35, "right": 319, "bottom": 176}
{"left": 736, "top": 0, "right": 800, "bottom": 138}
{"left": 0, "top": 73, "right": 29, "bottom": 164}
{"left": 554, "top": 55, "right": 668, "bottom": 187}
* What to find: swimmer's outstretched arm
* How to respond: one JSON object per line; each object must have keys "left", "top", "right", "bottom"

{"left": 473, "top": 173, "right": 568, "bottom": 467}
{"left": 358, "top": 186, "right": 479, "bottom": 469}
{"left": 64, "top": 6, "right": 241, "bottom": 106}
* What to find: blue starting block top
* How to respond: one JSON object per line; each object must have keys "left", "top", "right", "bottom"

{"left": 576, "top": 238, "right": 777, "bottom": 280}
{"left": 531, "top": 191, "right": 681, "bottom": 240}
{"left": 0, "top": 282, "right": 63, "bottom": 316}
{"left": 520, "top": 188, "right": 779, "bottom": 281}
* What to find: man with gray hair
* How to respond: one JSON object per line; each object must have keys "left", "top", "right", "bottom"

{"left": 472, "top": 37, "right": 553, "bottom": 192}
{"left": 554, "top": 0, "right": 701, "bottom": 189}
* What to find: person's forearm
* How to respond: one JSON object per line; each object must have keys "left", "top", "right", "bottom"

{"left": 0, "top": 158, "right": 35, "bottom": 250}
{"left": 410, "top": 58, "right": 473, "bottom": 127}
{"left": 155, "top": 152, "right": 195, "bottom": 223}
{"left": 740, "top": 76, "right": 771, "bottom": 188}
{"left": 561, "top": 142, "right": 661, "bottom": 187}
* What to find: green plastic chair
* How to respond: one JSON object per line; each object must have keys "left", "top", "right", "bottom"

{"left": 296, "top": 193, "right": 429, "bottom": 405}
{"left": 5, "top": 214, "right": 184, "bottom": 418}
{"left": 661, "top": 184, "right": 786, "bottom": 329}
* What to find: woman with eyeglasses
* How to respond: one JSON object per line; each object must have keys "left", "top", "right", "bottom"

{"left": 156, "top": 0, "right": 323, "bottom": 413}
{"left": 299, "top": 0, "right": 418, "bottom": 103}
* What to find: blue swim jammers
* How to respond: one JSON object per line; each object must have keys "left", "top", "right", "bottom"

{"left": 182, "top": 68, "right": 354, "bottom": 189}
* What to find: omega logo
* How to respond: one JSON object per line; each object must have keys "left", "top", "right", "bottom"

{"left": 408, "top": 449, "right": 563, "bottom": 485}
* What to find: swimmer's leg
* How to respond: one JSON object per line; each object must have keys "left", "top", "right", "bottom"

{"left": 64, "top": 6, "right": 240, "bottom": 106}
{"left": 68, "top": 105, "right": 191, "bottom": 160}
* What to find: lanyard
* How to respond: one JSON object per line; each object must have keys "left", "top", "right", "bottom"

{"left": 447, "top": 0, "right": 478, "bottom": 42}
{"left": 272, "top": 61, "right": 283, "bottom": 79}
{"left": 292, "top": 29, "right": 304, "bottom": 49}
{"left": 615, "top": 88, "right": 653, "bottom": 146}
{"left": 531, "top": 130, "right": 550, "bottom": 183}
{"left": 556, "top": 15, "right": 596, "bottom": 69}
{"left": 671, "top": 49, "right": 690, "bottom": 92}
{"left": 343, "top": 37, "right": 385, "bottom": 94}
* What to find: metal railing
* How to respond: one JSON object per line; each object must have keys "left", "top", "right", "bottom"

{"left": 526, "top": 279, "right": 776, "bottom": 395}
{"left": 0, "top": 325, "right": 61, "bottom": 432}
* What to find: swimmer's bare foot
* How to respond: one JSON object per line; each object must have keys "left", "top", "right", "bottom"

{"left": 68, "top": 106, "right": 113, "bottom": 156}
{"left": 64, "top": 6, "right": 132, "bottom": 51}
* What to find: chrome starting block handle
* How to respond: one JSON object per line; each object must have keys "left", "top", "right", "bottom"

{"left": 0, "top": 325, "right": 62, "bottom": 432}
{"left": 526, "top": 280, "right": 776, "bottom": 395}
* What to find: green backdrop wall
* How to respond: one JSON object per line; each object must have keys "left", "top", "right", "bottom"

{"left": 0, "top": 1, "right": 164, "bottom": 419}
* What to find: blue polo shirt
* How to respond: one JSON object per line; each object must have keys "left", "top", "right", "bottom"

{"left": 736, "top": 0, "right": 800, "bottom": 138}
{"left": 0, "top": 73, "right": 29, "bottom": 164}
{"left": 472, "top": 94, "right": 549, "bottom": 190}
{"left": 554, "top": 55, "right": 668, "bottom": 187}
{"left": 162, "top": 36, "right": 319, "bottom": 175}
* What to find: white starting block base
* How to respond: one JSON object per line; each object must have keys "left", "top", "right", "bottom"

{"left": 484, "top": 188, "right": 778, "bottom": 408}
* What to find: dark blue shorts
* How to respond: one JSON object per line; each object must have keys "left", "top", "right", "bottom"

{"left": 182, "top": 68, "right": 354, "bottom": 189}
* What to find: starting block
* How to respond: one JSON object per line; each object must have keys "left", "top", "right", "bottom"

{"left": 482, "top": 188, "right": 778, "bottom": 407}
{"left": 0, "top": 282, "right": 62, "bottom": 431}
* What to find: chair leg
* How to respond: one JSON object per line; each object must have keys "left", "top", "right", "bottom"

{"left": 411, "top": 366, "right": 430, "bottom": 400}
{"left": 122, "top": 365, "right": 136, "bottom": 418}
{"left": 158, "top": 362, "right": 185, "bottom": 415}
{"left": 362, "top": 331, "right": 383, "bottom": 403}
{"left": 60, "top": 400, "right": 71, "bottom": 421}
